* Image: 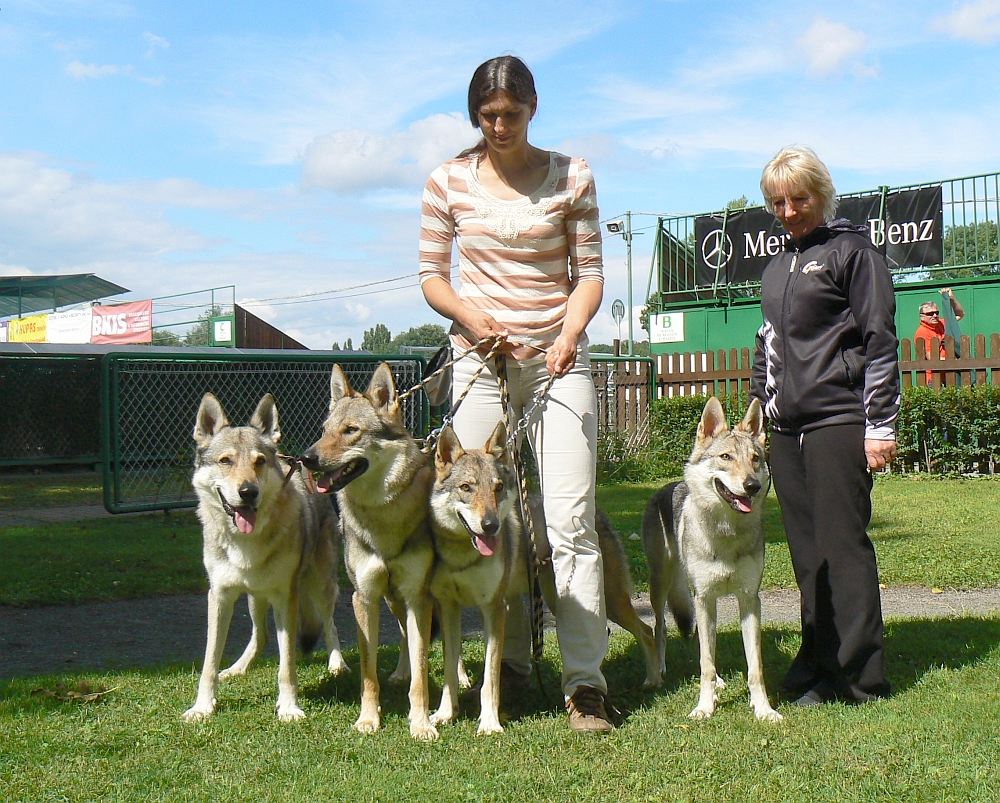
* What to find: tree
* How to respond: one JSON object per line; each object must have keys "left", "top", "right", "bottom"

{"left": 330, "top": 341, "right": 340, "bottom": 351}
{"left": 361, "top": 323, "right": 392, "bottom": 353}
{"left": 389, "top": 323, "right": 448, "bottom": 352}
{"left": 345, "top": 337, "right": 353, "bottom": 351}
{"left": 726, "top": 195, "right": 754, "bottom": 211}
{"left": 941, "top": 221, "right": 1000, "bottom": 278}
{"left": 152, "top": 329, "right": 183, "bottom": 346}
{"left": 184, "top": 305, "right": 223, "bottom": 347}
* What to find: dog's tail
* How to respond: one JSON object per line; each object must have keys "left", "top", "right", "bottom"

{"left": 643, "top": 482, "right": 695, "bottom": 639}
{"left": 297, "top": 595, "right": 323, "bottom": 654}
{"left": 663, "top": 541, "right": 695, "bottom": 639}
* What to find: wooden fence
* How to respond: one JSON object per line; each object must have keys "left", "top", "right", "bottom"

{"left": 652, "top": 335, "right": 1000, "bottom": 398}
{"left": 590, "top": 357, "right": 653, "bottom": 446}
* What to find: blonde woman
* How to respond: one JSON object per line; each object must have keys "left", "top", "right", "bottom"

{"left": 751, "top": 146, "right": 898, "bottom": 706}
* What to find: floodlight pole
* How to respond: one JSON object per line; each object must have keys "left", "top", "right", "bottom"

{"left": 626, "top": 211, "right": 633, "bottom": 356}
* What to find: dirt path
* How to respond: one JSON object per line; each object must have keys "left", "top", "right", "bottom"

{"left": 4, "top": 586, "right": 1000, "bottom": 679}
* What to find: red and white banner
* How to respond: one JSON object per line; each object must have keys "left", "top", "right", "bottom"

{"left": 91, "top": 300, "right": 153, "bottom": 344}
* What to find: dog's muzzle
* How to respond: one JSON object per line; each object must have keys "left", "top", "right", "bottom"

{"left": 714, "top": 478, "right": 753, "bottom": 514}
{"left": 457, "top": 511, "right": 498, "bottom": 557}
{"left": 218, "top": 487, "right": 258, "bottom": 534}
{"left": 315, "top": 458, "right": 369, "bottom": 494}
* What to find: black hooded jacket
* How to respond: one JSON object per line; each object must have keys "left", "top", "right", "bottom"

{"left": 750, "top": 218, "right": 899, "bottom": 437}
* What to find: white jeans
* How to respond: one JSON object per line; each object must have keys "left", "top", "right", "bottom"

{"left": 450, "top": 343, "right": 608, "bottom": 697}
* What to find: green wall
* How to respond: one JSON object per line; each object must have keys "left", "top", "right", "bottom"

{"left": 651, "top": 276, "right": 1000, "bottom": 359}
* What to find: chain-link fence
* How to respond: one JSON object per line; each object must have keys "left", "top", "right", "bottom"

{"left": 102, "top": 353, "right": 426, "bottom": 513}
{"left": 0, "top": 356, "right": 101, "bottom": 466}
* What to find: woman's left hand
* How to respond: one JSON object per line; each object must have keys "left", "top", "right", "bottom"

{"left": 546, "top": 331, "right": 579, "bottom": 376}
{"left": 864, "top": 438, "right": 897, "bottom": 471}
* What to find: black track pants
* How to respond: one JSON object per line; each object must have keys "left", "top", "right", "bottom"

{"left": 769, "top": 424, "right": 890, "bottom": 701}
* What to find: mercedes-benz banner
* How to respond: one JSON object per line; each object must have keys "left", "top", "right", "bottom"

{"left": 694, "top": 185, "right": 943, "bottom": 286}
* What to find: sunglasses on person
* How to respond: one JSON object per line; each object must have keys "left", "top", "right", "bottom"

{"left": 921, "top": 309, "right": 939, "bottom": 317}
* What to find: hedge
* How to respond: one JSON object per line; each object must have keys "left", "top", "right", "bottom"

{"left": 597, "top": 385, "right": 1000, "bottom": 484}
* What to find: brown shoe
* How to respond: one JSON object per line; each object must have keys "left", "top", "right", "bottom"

{"left": 566, "top": 685, "right": 614, "bottom": 734}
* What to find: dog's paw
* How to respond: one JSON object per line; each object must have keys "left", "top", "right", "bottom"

{"left": 218, "top": 664, "right": 248, "bottom": 680}
{"left": 714, "top": 675, "right": 726, "bottom": 690}
{"left": 753, "top": 705, "right": 784, "bottom": 723}
{"left": 354, "top": 713, "right": 381, "bottom": 734}
{"left": 430, "top": 706, "right": 456, "bottom": 726}
{"left": 689, "top": 705, "right": 714, "bottom": 720}
{"left": 181, "top": 702, "right": 215, "bottom": 722}
{"left": 458, "top": 670, "right": 473, "bottom": 691}
{"left": 327, "top": 654, "right": 350, "bottom": 676}
{"left": 387, "top": 668, "right": 410, "bottom": 685}
{"left": 276, "top": 702, "right": 306, "bottom": 722}
{"left": 477, "top": 720, "right": 504, "bottom": 735}
{"left": 641, "top": 674, "right": 663, "bottom": 691}
{"left": 410, "top": 719, "right": 440, "bottom": 741}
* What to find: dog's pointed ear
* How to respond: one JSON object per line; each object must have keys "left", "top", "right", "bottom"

{"left": 366, "top": 362, "right": 398, "bottom": 414}
{"left": 435, "top": 425, "right": 464, "bottom": 475}
{"left": 329, "top": 364, "right": 354, "bottom": 410}
{"left": 194, "top": 393, "right": 228, "bottom": 449}
{"left": 696, "top": 396, "right": 729, "bottom": 448}
{"left": 737, "top": 398, "right": 766, "bottom": 445}
{"left": 485, "top": 420, "right": 510, "bottom": 467}
{"left": 250, "top": 394, "right": 280, "bottom": 443}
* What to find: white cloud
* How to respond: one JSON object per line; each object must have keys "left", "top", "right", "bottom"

{"left": 795, "top": 17, "right": 868, "bottom": 76}
{"left": 66, "top": 60, "right": 120, "bottom": 80}
{"left": 143, "top": 31, "right": 169, "bottom": 58}
{"left": 933, "top": 0, "right": 1000, "bottom": 44}
{"left": 300, "top": 113, "right": 477, "bottom": 194}
{"left": 344, "top": 301, "right": 371, "bottom": 324}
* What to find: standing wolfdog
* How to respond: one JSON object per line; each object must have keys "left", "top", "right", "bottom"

{"left": 642, "top": 397, "right": 782, "bottom": 722}
{"left": 183, "top": 393, "right": 346, "bottom": 723}
{"left": 428, "top": 422, "right": 661, "bottom": 735}
{"left": 301, "top": 363, "right": 439, "bottom": 740}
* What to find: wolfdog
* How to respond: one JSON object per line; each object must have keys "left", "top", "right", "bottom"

{"left": 642, "top": 397, "right": 782, "bottom": 722}
{"left": 301, "top": 363, "right": 439, "bottom": 740}
{"left": 428, "top": 422, "right": 661, "bottom": 735}
{"left": 183, "top": 393, "right": 347, "bottom": 723}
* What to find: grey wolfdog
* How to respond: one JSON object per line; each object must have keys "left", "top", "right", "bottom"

{"left": 642, "top": 397, "right": 782, "bottom": 722}
{"left": 300, "top": 363, "right": 440, "bottom": 741}
{"left": 184, "top": 393, "right": 347, "bottom": 723}
{"left": 428, "top": 422, "right": 661, "bottom": 736}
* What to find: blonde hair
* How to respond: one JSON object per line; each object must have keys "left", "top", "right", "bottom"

{"left": 760, "top": 145, "right": 838, "bottom": 222}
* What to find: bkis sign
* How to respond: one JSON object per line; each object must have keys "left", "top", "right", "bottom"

{"left": 91, "top": 300, "right": 153, "bottom": 344}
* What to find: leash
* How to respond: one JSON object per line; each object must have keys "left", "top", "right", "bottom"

{"left": 414, "top": 336, "right": 506, "bottom": 455}
{"left": 493, "top": 352, "right": 556, "bottom": 707}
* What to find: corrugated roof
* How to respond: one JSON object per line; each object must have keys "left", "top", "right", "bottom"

{"left": 0, "top": 274, "right": 129, "bottom": 318}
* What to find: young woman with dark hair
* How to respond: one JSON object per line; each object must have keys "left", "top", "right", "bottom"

{"left": 419, "top": 56, "right": 612, "bottom": 733}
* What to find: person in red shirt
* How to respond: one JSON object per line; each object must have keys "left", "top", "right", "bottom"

{"left": 914, "top": 289, "right": 964, "bottom": 384}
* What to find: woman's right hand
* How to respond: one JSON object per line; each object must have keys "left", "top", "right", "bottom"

{"left": 459, "top": 308, "right": 508, "bottom": 344}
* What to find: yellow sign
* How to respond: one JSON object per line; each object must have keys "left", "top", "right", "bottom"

{"left": 8, "top": 313, "right": 48, "bottom": 343}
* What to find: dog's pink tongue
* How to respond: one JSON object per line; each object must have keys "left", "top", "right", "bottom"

{"left": 234, "top": 508, "right": 256, "bottom": 534}
{"left": 734, "top": 497, "right": 752, "bottom": 514}
{"left": 474, "top": 534, "right": 497, "bottom": 557}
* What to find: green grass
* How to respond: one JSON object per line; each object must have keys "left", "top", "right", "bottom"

{"left": 0, "top": 471, "right": 102, "bottom": 509}
{"left": 597, "top": 475, "right": 1000, "bottom": 591}
{"left": 0, "top": 512, "right": 205, "bottom": 606}
{"left": 2, "top": 621, "right": 998, "bottom": 803}
{"left": 1, "top": 475, "right": 999, "bottom": 608}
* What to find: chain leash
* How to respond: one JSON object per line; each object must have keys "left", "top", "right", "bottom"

{"left": 493, "top": 352, "right": 553, "bottom": 704}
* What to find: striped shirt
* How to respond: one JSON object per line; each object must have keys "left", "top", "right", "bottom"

{"left": 419, "top": 152, "right": 603, "bottom": 358}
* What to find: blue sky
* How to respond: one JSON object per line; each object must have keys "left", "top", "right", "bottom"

{"left": 2, "top": 0, "right": 999, "bottom": 347}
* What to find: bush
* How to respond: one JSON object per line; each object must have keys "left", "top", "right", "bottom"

{"left": 597, "top": 385, "right": 1000, "bottom": 484}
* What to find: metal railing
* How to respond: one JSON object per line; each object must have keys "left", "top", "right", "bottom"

{"left": 101, "top": 352, "right": 427, "bottom": 513}
{"left": 651, "top": 169, "right": 1000, "bottom": 309}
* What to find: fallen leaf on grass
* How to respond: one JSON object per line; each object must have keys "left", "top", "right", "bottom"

{"left": 932, "top": 587, "right": 944, "bottom": 594}
{"left": 30, "top": 681, "right": 118, "bottom": 703}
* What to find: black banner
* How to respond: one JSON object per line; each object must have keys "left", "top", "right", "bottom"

{"left": 693, "top": 185, "right": 943, "bottom": 286}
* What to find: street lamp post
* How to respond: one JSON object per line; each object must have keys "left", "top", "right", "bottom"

{"left": 605, "top": 214, "right": 635, "bottom": 357}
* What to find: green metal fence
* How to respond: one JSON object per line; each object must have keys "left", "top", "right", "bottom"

{"left": 100, "top": 352, "right": 427, "bottom": 513}
{"left": 651, "top": 169, "right": 1000, "bottom": 306}
{"left": 0, "top": 354, "right": 101, "bottom": 467}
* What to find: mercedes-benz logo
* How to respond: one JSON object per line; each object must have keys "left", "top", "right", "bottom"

{"left": 701, "top": 228, "right": 734, "bottom": 269}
